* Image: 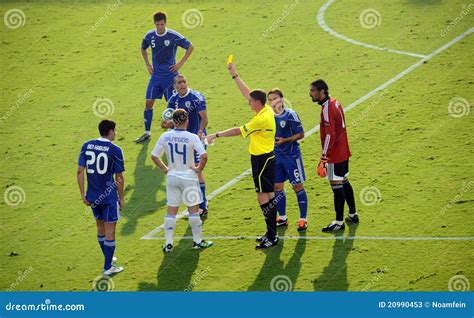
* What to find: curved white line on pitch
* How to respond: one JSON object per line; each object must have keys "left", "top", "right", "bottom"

{"left": 318, "top": 0, "right": 428, "bottom": 59}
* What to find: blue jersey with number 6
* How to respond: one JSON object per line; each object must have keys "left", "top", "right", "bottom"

{"left": 78, "top": 138, "right": 125, "bottom": 205}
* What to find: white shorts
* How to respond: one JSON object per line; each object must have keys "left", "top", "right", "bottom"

{"left": 166, "top": 175, "right": 202, "bottom": 207}
{"left": 326, "top": 160, "right": 349, "bottom": 181}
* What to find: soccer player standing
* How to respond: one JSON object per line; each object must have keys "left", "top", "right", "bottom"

{"left": 309, "top": 80, "right": 359, "bottom": 232}
{"left": 135, "top": 11, "right": 194, "bottom": 143}
{"left": 162, "top": 75, "right": 209, "bottom": 215}
{"left": 206, "top": 63, "right": 278, "bottom": 249}
{"left": 151, "top": 109, "right": 213, "bottom": 252}
{"left": 267, "top": 89, "right": 309, "bottom": 231}
{"left": 77, "top": 120, "right": 125, "bottom": 275}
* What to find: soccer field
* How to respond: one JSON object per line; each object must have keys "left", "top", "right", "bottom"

{"left": 1, "top": 0, "right": 473, "bottom": 292}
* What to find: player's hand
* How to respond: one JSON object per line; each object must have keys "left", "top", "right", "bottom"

{"left": 82, "top": 195, "right": 90, "bottom": 206}
{"left": 191, "top": 166, "right": 202, "bottom": 174}
{"left": 118, "top": 198, "right": 124, "bottom": 210}
{"left": 169, "top": 61, "right": 183, "bottom": 72}
{"left": 146, "top": 64, "right": 154, "bottom": 75}
{"left": 275, "top": 137, "right": 286, "bottom": 145}
{"left": 317, "top": 158, "right": 327, "bottom": 178}
{"left": 227, "top": 63, "right": 237, "bottom": 77}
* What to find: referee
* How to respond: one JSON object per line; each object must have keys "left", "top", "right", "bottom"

{"left": 205, "top": 63, "right": 278, "bottom": 249}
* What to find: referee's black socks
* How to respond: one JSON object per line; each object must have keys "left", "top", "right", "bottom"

{"left": 260, "top": 198, "right": 277, "bottom": 240}
{"left": 331, "top": 184, "right": 345, "bottom": 222}
{"left": 342, "top": 180, "right": 357, "bottom": 215}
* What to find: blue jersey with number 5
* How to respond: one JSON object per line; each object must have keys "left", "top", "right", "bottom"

{"left": 78, "top": 138, "right": 125, "bottom": 205}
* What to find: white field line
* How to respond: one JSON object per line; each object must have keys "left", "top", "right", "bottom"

{"left": 143, "top": 235, "right": 474, "bottom": 241}
{"left": 317, "top": 0, "right": 428, "bottom": 59}
{"left": 141, "top": 25, "right": 474, "bottom": 240}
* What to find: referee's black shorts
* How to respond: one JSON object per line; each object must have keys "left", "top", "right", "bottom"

{"left": 250, "top": 152, "right": 275, "bottom": 193}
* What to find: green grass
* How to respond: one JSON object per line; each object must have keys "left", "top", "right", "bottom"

{"left": 1, "top": 0, "right": 473, "bottom": 291}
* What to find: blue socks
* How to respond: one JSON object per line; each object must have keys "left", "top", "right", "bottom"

{"left": 97, "top": 235, "right": 106, "bottom": 256}
{"left": 103, "top": 240, "right": 116, "bottom": 271}
{"left": 296, "top": 189, "right": 308, "bottom": 219}
{"left": 275, "top": 190, "right": 286, "bottom": 217}
{"left": 144, "top": 108, "right": 153, "bottom": 132}
{"left": 199, "top": 182, "right": 207, "bottom": 210}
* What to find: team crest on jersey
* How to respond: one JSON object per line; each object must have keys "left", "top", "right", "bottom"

{"left": 280, "top": 120, "right": 286, "bottom": 128}
{"left": 164, "top": 40, "right": 170, "bottom": 46}
{"left": 185, "top": 101, "right": 191, "bottom": 108}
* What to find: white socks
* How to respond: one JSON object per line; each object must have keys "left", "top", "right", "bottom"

{"left": 188, "top": 213, "right": 202, "bottom": 244}
{"left": 164, "top": 214, "right": 176, "bottom": 245}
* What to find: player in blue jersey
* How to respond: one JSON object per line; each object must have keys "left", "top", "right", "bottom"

{"left": 162, "top": 75, "right": 209, "bottom": 215}
{"left": 135, "top": 11, "right": 194, "bottom": 144}
{"left": 267, "top": 88, "right": 309, "bottom": 231}
{"left": 77, "top": 120, "right": 125, "bottom": 275}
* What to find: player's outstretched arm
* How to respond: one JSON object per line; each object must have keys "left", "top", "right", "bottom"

{"left": 115, "top": 172, "right": 124, "bottom": 209}
{"left": 227, "top": 63, "right": 250, "bottom": 101}
{"left": 170, "top": 43, "right": 194, "bottom": 72}
{"left": 76, "top": 166, "right": 90, "bottom": 206}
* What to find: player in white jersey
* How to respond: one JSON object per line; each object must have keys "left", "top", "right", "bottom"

{"left": 151, "top": 109, "right": 213, "bottom": 252}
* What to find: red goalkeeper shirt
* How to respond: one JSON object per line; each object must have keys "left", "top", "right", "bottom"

{"left": 319, "top": 97, "right": 351, "bottom": 163}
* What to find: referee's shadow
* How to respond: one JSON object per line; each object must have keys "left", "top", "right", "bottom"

{"left": 247, "top": 227, "right": 307, "bottom": 291}
{"left": 313, "top": 223, "right": 358, "bottom": 291}
{"left": 137, "top": 226, "right": 200, "bottom": 291}
{"left": 121, "top": 141, "right": 166, "bottom": 236}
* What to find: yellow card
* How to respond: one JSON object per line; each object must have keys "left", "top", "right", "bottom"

{"left": 227, "top": 54, "right": 234, "bottom": 65}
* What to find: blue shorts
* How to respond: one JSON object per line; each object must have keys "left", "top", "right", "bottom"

{"left": 91, "top": 202, "right": 120, "bottom": 223}
{"left": 145, "top": 75, "right": 176, "bottom": 100}
{"left": 275, "top": 154, "right": 306, "bottom": 185}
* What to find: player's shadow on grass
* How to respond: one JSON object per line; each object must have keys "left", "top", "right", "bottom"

{"left": 138, "top": 226, "right": 200, "bottom": 291}
{"left": 247, "top": 227, "right": 307, "bottom": 291}
{"left": 313, "top": 224, "right": 358, "bottom": 291}
{"left": 121, "top": 141, "right": 166, "bottom": 236}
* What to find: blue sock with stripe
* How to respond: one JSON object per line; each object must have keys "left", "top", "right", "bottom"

{"left": 97, "top": 235, "right": 106, "bottom": 256}
{"left": 103, "top": 240, "right": 116, "bottom": 271}
{"left": 275, "top": 190, "right": 286, "bottom": 217}
{"left": 296, "top": 189, "right": 308, "bottom": 219}
{"left": 199, "top": 182, "right": 207, "bottom": 210}
{"left": 144, "top": 108, "right": 153, "bottom": 132}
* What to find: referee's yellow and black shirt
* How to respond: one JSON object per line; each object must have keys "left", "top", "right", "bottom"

{"left": 239, "top": 104, "right": 276, "bottom": 155}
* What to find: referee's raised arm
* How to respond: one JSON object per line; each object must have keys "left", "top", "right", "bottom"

{"left": 227, "top": 63, "right": 251, "bottom": 101}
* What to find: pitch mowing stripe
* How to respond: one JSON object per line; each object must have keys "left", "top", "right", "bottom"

{"left": 317, "top": 0, "right": 428, "bottom": 59}
{"left": 142, "top": 235, "right": 474, "bottom": 241}
{"left": 140, "top": 27, "right": 474, "bottom": 240}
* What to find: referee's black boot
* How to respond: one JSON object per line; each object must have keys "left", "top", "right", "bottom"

{"left": 255, "top": 236, "right": 278, "bottom": 249}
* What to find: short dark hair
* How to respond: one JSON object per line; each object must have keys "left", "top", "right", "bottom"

{"left": 98, "top": 120, "right": 116, "bottom": 137}
{"left": 249, "top": 89, "right": 267, "bottom": 105}
{"left": 267, "top": 88, "right": 284, "bottom": 98}
{"left": 153, "top": 11, "right": 167, "bottom": 22}
{"left": 311, "top": 79, "right": 329, "bottom": 94}
{"left": 173, "top": 109, "right": 188, "bottom": 126}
